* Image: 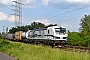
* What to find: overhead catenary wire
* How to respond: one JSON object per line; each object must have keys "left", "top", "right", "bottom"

{"left": 59, "top": 17, "right": 80, "bottom": 22}
{"left": 50, "top": 8, "right": 90, "bottom": 27}
{"left": 53, "top": 9, "right": 88, "bottom": 22}
{"left": 46, "top": 4, "right": 90, "bottom": 19}
{"left": 40, "top": 2, "right": 81, "bottom": 19}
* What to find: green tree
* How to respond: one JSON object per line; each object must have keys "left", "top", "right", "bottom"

{"left": 0, "top": 33, "right": 2, "bottom": 38}
{"left": 9, "top": 27, "right": 19, "bottom": 33}
{"left": 79, "top": 15, "right": 90, "bottom": 36}
{"left": 30, "top": 22, "right": 45, "bottom": 29}
{"left": 9, "top": 22, "right": 45, "bottom": 33}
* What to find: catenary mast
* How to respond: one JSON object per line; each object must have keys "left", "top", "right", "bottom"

{"left": 12, "top": 0, "right": 24, "bottom": 27}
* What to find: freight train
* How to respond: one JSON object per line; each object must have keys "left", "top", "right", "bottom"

{"left": 2, "top": 25, "right": 68, "bottom": 47}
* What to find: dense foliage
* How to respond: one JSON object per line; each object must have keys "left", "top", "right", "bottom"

{"left": 79, "top": 15, "right": 90, "bottom": 36}
{"left": 68, "top": 32, "right": 89, "bottom": 47}
{"left": 9, "top": 22, "right": 45, "bottom": 33}
{"left": 68, "top": 15, "right": 90, "bottom": 47}
{"left": 0, "top": 33, "right": 2, "bottom": 38}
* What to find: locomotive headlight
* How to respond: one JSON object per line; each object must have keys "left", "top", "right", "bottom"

{"left": 65, "top": 34, "right": 68, "bottom": 36}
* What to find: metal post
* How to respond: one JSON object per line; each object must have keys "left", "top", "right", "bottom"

{"left": 11, "top": 0, "right": 24, "bottom": 27}
{"left": 3, "top": 26, "right": 5, "bottom": 32}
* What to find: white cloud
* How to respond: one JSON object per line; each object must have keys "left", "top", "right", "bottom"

{"left": 8, "top": 15, "right": 21, "bottom": 22}
{"left": 41, "top": 0, "right": 90, "bottom": 7}
{"left": 0, "top": 0, "right": 14, "bottom": 5}
{"left": 41, "top": 0, "right": 49, "bottom": 6}
{"left": 70, "top": 25, "right": 73, "bottom": 28}
{"left": 63, "top": 23, "right": 68, "bottom": 27}
{"left": 61, "top": 23, "right": 73, "bottom": 28}
{"left": 24, "top": 0, "right": 36, "bottom": 4}
{"left": 23, "top": 0, "right": 36, "bottom": 8}
{"left": 8, "top": 15, "right": 15, "bottom": 22}
{"left": 62, "top": 23, "right": 69, "bottom": 27}
{"left": 0, "top": 12, "right": 8, "bottom": 20}
{"left": 66, "top": 0, "right": 90, "bottom": 3}
{"left": 0, "top": 12, "right": 15, "bottom": 22}
{"left": 0, "top": 0, "right": 36, "bottom": 6}
{"left": 32, "top": 19, "right": 51, "bottom": 26}
{"left": 26, "top": 5, "right": 36, "bottom": 8}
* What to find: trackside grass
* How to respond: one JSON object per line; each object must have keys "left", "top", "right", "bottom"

{"left": 0, "top": 38, "right": 90, "bottom": 60}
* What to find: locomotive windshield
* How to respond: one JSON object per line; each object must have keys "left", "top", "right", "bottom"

{"left": 55, "top": 28, "right": 66, "bottom": 34}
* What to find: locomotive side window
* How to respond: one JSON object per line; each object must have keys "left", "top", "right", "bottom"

{"left": 28, "top": 31, "right": 31, "bottom": 37}
{"left": 48, "top": 30, "right": 49, "bottom": 34}
{"left": 55, "top": 28, "right": 60, "bottom": 34}
{"left": 39, "top": 30, "right": 41, "bottom": 35}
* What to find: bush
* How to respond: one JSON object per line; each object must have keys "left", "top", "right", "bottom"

{"left": 83, "top": 36, "right": 90, "bottom": 47}
{"left": 0, "top": 39, "right": 11, "bottom": 52}
{"left": 0, "top": 33, "right": 2, "bottom": 38}
{"left": 68, "top": 32, "right": 82, "bottom": 46}
{"left": 67, "top": 32, "right": 90, "bottom": 47}
{"left": 68, "top": 35, "right": 83, "bottom": 46}
{"left": 0, "top": 39, "right": 10, "bottom": 47}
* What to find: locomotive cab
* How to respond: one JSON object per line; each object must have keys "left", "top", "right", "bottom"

{"left": 47, "top": 26, "right": 68, "bottom": 46}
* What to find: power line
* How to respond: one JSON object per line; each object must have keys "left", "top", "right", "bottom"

{"left": 52, "top": 8, "right": 90, "bottom": 25}
{"left": 40, "top": 2, "right": 80, "bottom": 19}
{"left": 61, "top": 17, "right": 80, "bottom": 22}
{"left": 47, "top": 4, "right": 90, "bottom": 19}
{"left": 54, "top": 9, "right": 87, "bottom": 22}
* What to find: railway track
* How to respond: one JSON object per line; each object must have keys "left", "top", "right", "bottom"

{"left": 4, "top": 39, "right": 90, "bottom": 53}
{"left": 58, "top": 45, "right": 90, "bottom": 53}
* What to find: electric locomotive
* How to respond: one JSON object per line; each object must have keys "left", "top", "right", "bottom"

{"left": 25, "top": 25, "right": 68, "bottom": 46}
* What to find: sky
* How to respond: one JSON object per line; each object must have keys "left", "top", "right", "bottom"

{"left": 0, "top": 0, "right": 90, "bottom": 33}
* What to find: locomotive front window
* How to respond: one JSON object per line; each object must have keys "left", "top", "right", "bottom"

{"left": 55, "top": 28, "right": 66, "bottom": 34}
{"left": 60, "top": 28, "right": 66, "bottom": 34}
